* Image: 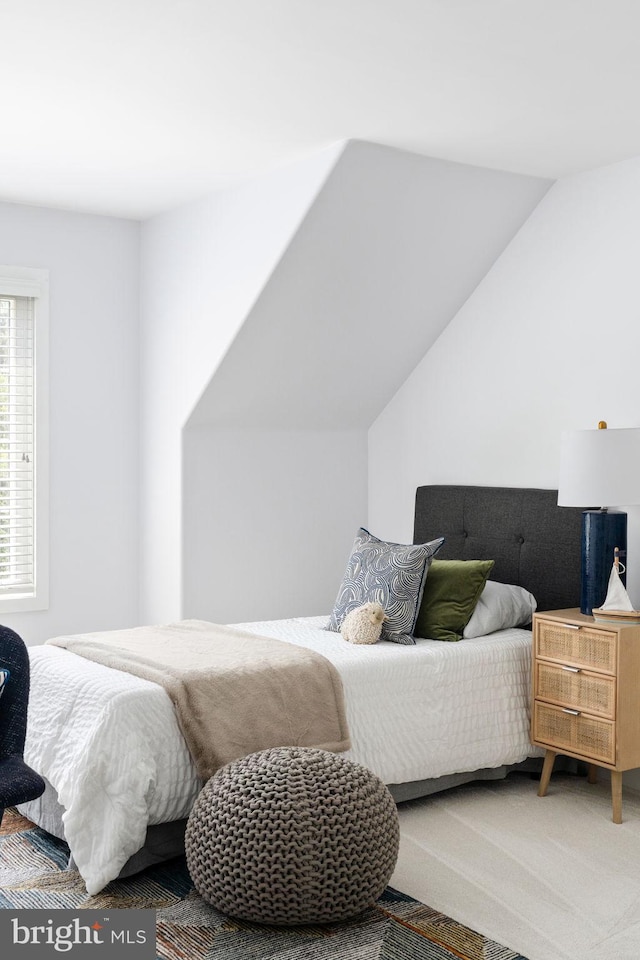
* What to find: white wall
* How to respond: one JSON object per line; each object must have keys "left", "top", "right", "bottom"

{"left": 369, "top": 152, "right": 640, "bottom": 789}
{"left": 182, "top": 142, "right": 548, "bottom": 621}
{"left": 369, "top": 154, "right": 640, "bottom": 601}
{"left": 0, "top": 142, "right": 545, "bottom": 641}
{"left": 139, "top": 145, "right": 344, "bottom": 623}
{"left": 0, "top": 201, "right": 139, "bottom": 645}
{"left": 182, "top": 426, "right": 367, "bottom": 622}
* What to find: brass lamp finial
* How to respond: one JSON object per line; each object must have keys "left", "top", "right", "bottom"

{"left": 598, "top": 421, "right": 608, "bottom": 430}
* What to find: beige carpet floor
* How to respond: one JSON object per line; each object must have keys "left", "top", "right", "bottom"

{"left": 391, "top": 772, "right": 640, "bottom": 960}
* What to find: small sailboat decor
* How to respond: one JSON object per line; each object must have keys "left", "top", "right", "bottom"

{"left": 592, "top": 548, "right": 640, "bottom": 624}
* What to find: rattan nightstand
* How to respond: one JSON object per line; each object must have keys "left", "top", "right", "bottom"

{"left": 531, "top": 608, "right": 640, "bottom": 823}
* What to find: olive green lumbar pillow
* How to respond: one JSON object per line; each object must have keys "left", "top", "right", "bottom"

{"left": 414, "top": 559, "right": 495, "bottom": 642}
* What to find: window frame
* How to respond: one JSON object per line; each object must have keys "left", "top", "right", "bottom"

{"left": 0, "top": 266, "right": 49, "bottom": 613}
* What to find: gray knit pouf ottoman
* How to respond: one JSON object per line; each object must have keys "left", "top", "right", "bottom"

{"left": 184, "top": 746, "right": 400, "bottom": 925}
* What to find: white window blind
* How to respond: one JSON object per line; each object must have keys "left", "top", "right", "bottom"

{"left": 0, "top": 266, "right": 48, "bottom": 612}
{"left": 0, "top": 293, "right": 35, "bottom": 597}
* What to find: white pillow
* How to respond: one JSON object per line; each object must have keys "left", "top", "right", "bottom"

{"left": 463, "top": 580, "right": 537, "bottom": 638}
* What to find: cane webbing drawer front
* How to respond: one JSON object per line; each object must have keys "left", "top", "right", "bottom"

{"left": 533, "top": 702, "right": 615, "bottom": 765}
{"left": 534, "top": 661, "right": 616, "bottom": 719}
{"left": 536, "top": 620, "right": 616, "bottom": 674}
{"left": 533, "top": 611, "right": 640, "bottom": 823}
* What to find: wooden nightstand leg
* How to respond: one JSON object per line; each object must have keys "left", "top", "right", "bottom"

{"left": 538, "top": 750, "right": 557, "bottom": 797}
{"left": 587, "top": 764, "right": 598, "bottom": 784}
{"left": 611, "top": 771, "right": 623, "bottom": 824}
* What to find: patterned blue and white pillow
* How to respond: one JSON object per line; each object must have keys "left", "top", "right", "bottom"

{"left": 0, "top": 668, "right": 9, "bottom": 699}
{"left": 326, "top": 528, "right": 445, "bottom": 644}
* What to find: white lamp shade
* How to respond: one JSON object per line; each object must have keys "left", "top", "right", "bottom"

{"left": 558, "top": 427, "right": 640, "bottom": 507}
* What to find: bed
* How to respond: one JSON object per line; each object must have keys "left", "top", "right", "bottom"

{"left": 19, "top": 485, "right": 583, "bottom": 895}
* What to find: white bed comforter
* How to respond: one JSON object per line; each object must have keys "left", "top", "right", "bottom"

{"left": 22, "top": 616, "right": 539, "bottom": 894}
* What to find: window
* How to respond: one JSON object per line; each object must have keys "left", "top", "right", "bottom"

{"left": 0, "top": 267, "right": 48, "bottom": 612}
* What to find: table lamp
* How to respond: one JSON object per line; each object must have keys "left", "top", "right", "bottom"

{"left": 558, "top": 422, "right": 640, "bottom": 615}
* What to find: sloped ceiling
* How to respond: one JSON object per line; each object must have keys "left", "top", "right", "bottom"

{"left": 3, "top": 2, "right": 640, "bottom": 217}
{"left": 188, "top": 141, "right": 551, "bottom": 430}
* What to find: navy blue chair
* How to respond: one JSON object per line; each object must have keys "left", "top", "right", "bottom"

{"left": 0, "top": 625, "right": 46, "bottom": 828}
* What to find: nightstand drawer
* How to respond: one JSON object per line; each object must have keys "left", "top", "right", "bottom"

{"left": 533, "top": 701, "right": 615, "bottom": 765}
{"left": 535, "top": 661, "right": 616, "bottom": 719}
{"left": 536, "top": 619, "right": 617, "bottom": 674}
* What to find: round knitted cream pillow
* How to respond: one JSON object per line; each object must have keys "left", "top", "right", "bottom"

{"left": 184, "top": 746, "right": 400, "bottom": 925}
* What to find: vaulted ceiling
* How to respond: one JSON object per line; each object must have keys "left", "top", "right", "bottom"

{"left": 189, "top": 141, "right": 550, "bottom": 429}
{"left": 3, "top": 1, "right": 640, "bottom": 218}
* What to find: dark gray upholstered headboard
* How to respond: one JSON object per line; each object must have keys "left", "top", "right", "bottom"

{"left": 413, "top": 485, "right": 583, "bottom": 613}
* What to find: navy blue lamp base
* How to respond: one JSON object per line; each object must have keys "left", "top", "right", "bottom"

{"left": 581, "top": 510, "right": 627, "bottom": 615}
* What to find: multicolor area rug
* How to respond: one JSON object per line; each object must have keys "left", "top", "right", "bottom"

{"left": 1, "top": 809, "right": 527, "bottom": 959}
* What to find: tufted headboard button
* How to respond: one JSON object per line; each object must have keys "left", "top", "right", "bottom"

{"left": 517, "top": 536, "right": 524, "bottom": 544}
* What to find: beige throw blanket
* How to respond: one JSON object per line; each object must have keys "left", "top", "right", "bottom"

{"left": 47, "top": 620, "right": 350, "bottom": 780}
